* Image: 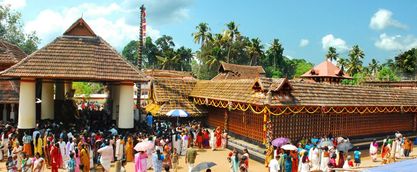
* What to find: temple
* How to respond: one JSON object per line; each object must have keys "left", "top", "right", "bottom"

{"left": 301, "top": 60, "right": 351, "bottom": 84}
{"left": 0, "top": 18, "right": 147, "bottom": 129}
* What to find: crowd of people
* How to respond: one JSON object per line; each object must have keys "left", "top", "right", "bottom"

{"left": 0, "top": 115, "right": 228, "bottom": 172}
{"left": 265, "top": 134, "right": 359, "bottom": 172}
{"left": 264, "top": 131, "right": 416, "bottom": 172}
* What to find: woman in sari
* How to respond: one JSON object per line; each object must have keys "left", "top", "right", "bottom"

{"left": 369, "top": 139, "right": 378, "bottom": 162}
{"left": 215, "top": 127, "right": 222, "bottom": 148}
{"left": 152, "top": 149, "right": 164, "bottom": 172}
{"left": 135, "top": 151, "right": 148, "bottom": 172}
{"left": 290, "top": 150, "right": 298, "bottom": 172}
{"left": 33, "top": 153, "right": 45, "bottom": 172}
{"left": 50, "top": 143, "right": 60, "bottom": 172}
{"left": 125, "top": 136, "right": 134, "bottom": 162}
{"left": 80, "top": 144, "right": 90, "bottom": 172}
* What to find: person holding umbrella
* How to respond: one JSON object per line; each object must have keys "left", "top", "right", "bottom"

{"left": 268, "top": 154, "right": 280, "bottom": 172}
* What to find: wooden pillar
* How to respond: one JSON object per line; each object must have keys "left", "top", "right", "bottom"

{"left": 224, "top": 109, "right": 229, "bottom": 131}
{"left": 18, "top": 78, "right": 36, "bottom": 129}
{"left": 112, "top": 84, "right": 120, "bottom": 120}
{"left": 65, "top": 81, "right": 72, "bottom": 97}
{"left": 2, "top": 104, "right": 7, "bottom": 122}
{"left": 41, "top": 81, "right": 54, "bottom": 119}
{"left": 55, "top": 81, "right": 65, "bottom": 100}
{"left": 118, "top": 82, "right": 134, "bottom": 129}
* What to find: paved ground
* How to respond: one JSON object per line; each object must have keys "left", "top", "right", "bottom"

{"left": 1, "top": 146, "right": 416, "bottom": 171}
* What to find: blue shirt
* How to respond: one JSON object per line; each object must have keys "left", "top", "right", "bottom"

{"left": 146, "top": 115, "right": 153, "bottom": 127}
{"left": 354, "top": 150, "right": 361, "bottom": 159}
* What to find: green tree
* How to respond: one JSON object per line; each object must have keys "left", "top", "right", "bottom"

{"left": 121, "top": 40, "right": 138, "bottom": 66}
{"left": 0, "top": 5, "right": 40, "bottom": 54}
{"left": 325, "top": 47, "right": 338, "bottom": 62}
{"left": 122, "top": 37, "right": 160, "bottom": 68}
{"left": 395, "top": 48, "right": 417, "bottom": 79}
{"left": 368, "top": 58, "right": 380, "bottom": 77}
{"left": 246, "top": 38, "right": 264, "bottom": 66}
{"left": 346, "top": 45, "right": 365, "bottom": 76}
{"left": 266, "top": 39, "right": 284, "bottom": 70}
{"left": 155, "top": 35, "right": 175, "bottom": 52}
{"left": 377, "top": 66, "right": 399, "bottom": 81}
{"left": 337, "top": 57, "right": 348, "bottom": 69}
{"left": 175, "top": 46, "right": 193, "bottom": 71}
{"left": 192, "top": 23, "right": 211, "bottom": 47}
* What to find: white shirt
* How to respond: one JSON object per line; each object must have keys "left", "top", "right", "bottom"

{"left": 269, "top": 159, "right": 280, "bottom": 172}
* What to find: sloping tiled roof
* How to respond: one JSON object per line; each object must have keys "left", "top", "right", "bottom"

{"left": 301, "top": 60, "right": 351, "bottom": 79}
{"left": 147, "top": 78, "right": 206, "bottom": 116}
{"left": 0, "top": 18, "right": 147, "bottom": 82}
{"left": 0, "top": 40, "right": 27, "bottom": 66}
{"left": 0, "top": 80, "right": 19, "bottom": 103}
{"left": 144, "top": 69, "right": 194, "bottom": 79}
{"left": 212, "top": 62, "right": 265, "bottom": 80}
{"left": 189, "top": 78, "right": 417, "bottom": 107}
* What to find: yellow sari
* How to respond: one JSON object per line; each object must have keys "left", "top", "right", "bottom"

{"left": 125, "top": 137, "right": 134, "bottom": 162}
{"left": 34, "top": 137, "right": 43, "bottom": 156}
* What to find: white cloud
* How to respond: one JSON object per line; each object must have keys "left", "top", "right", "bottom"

{"left": 321, "top": 34, "right": 348, "bottom": 51}
{"left": 299, "top": 39, "right": 309, "bottom": 47}
{"left": 369, "top": 9, "right": 407, "bottom": 30}
{"left": 1, "top": 0, "right": 26, "bottom": 9}
{"left": 24, "top": 2, "right": 161, "bottom": 50}
{"left": 375, "top": 33, "right": 417, "bottom": 51}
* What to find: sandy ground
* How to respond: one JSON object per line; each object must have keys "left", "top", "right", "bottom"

{"left": 1, "top": 146, "right": 416, "bottom": 171}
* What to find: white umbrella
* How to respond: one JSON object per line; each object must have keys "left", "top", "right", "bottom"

{"left": 166, "top": 109, "right": 189, "bottom": 117}
{"left": 134, "top": 141, "right": 153, "bottom": 152}
{"left": 281, "top": 144, "right": 297, "bottom": 151}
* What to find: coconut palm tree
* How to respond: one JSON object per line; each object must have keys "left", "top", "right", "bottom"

{"left": 346, "top": 45, "right": 365, "bottom": 76}
{"left": 267, "top": 39, "right": 284, "bottom": 70}
{"left": 156, "top": 53, "right": 179, "bottom": 70}
{"left": 337, "top": 57, "right": 348, "bottom": 69}
{"left": 325, "top": 47, "right": 338, "bottom": 62}
{"left": 246, "top": 38, "right": 264, "bottom": 66}
{"left": 192, "top": 23, "right": 211, "bottom": 47}
{"left": 368, "top": 58, "right": 380, "bottom": 76}
{"left": 226, "top": 21, "right": 240, "bottom": 41}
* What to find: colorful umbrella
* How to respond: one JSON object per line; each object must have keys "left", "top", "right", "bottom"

{"left": 166, "top": 109, "right": 189, "bottom": 117}
{"left": 337, "top": 142, "right": 353, "bottom": 153}
{"left": 191, "top": 162, "right": 217, "bottom": 172}
{"left": 281, "top": 144, "right": 297, "bottom": 151}
{"left": 134, "top": 141, "right": 153, "bottom": 152}
{"left": 271, "top": 137, "right": 290, "bottom": 147}
{"left": 318, "top": 140, "right": 334, "bottom": 148}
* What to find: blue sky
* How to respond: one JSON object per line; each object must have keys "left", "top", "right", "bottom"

{"left": 2, "top": 0, "right": 417, "bottom": 65}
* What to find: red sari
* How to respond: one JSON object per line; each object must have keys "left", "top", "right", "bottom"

{"left": 290, "top": 151, "right": 298, "bottom": 172}
{"left": 215, "top": 129, "right": 222, "bottom": 148}
{"left": 50, "top": 145, "right": 60, "bottom": 172}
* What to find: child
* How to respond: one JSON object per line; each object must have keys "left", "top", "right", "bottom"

{"left": 354, "top": 148, "right": 361, "bottom": 167}
{"left": 67, "top": 152, "right": 76, "bottom": 172}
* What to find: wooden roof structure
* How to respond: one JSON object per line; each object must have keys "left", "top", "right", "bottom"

{"left": 0, "top": 18, "right": 147, "bottom": 82}
{"left": 0, "top": 40, "right": 27, "bottom": 71}
{"left": 0, "top": 40, "right": 25, "bottom": 104}
{"left": 190, "top": 78, "right": 417, "bottom": 108}
{"left": 212, "top": 62, "right": 265, "bottom": 80}
{"left": 0, "top": 80, "right": 19, "bottom": 104}
{"left": 301, "top": 60, "right": 351, "bottom": 83}
{"left": 362, "top": 80, "right": 417, "bottom": 89}
{"left": 146, "top": 78, "right": 206, "bottom": 117}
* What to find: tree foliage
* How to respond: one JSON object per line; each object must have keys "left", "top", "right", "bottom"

{"left": 0, "top": 5, "right": 40, "bottom": 54}
{"left": 395, "top": 48, "right": 417, "bottom": 79}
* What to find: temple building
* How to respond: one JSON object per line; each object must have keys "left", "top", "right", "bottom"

{"left": 212, "top": 62, "right": 265, "bottom": 80}
{"left": 301, "top": 60, "right": 351, "bottom": 84}
{"left": 145, "top": 69, "right": 206, "bottom": 117}
{"left": 0, "top": 18, "right": 147, "bottom": 129}
{"left": 0, "top": 40, "right": 27, "bottom": 122}
{"left": 189, "top": 64, "right": 417, "bottom": 146}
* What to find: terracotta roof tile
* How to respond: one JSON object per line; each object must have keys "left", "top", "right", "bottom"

{"left": 212, "top": 62, "right": 265, "bottom": 80}
{"left": 0, "top": 40, "right": 27, "bottom": 67}
{"left": 190, "top": 78, "right": 417, "bottom": 107}
{"left": 0, "top": 80, "right": 19, "bottom": 103}
{"left": 144, "top": 69, "right": 195, "bottom": 79}
{"left": 148, "top": 78, "right": 206, "bottom": 116}
{"left": 301, "top": 60, "right": 351, "bottom": 79}
{"left": 0, "top": 19, "right": 147, "bottom": 82}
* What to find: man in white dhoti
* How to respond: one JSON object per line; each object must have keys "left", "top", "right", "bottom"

{"left": 98, "top": 141, "right": 114, "bottom": 172}
{"left": 115, "top": 135, "right": 124, "bottom": 161}
{"left": 58, "top": 138, "right": 67, "bottom": 168}
{"left": 309, "top": 146, "right": 320, "bottom": 170}
{"left": 369, "top": 139, "right": 378, "bottom": 162}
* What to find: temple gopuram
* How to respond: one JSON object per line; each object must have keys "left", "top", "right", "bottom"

{"left": 301, "top": 60, "right": 351, "bottom": 84}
